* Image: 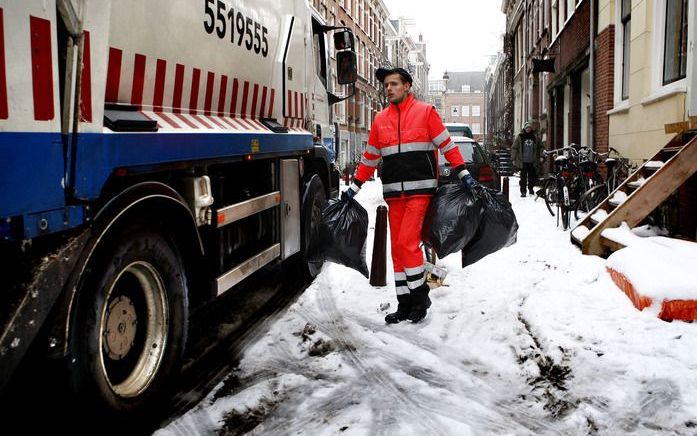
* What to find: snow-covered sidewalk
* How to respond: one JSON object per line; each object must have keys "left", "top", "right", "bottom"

{"left": 157, "top": 178, "right": 697, "bottom": 435}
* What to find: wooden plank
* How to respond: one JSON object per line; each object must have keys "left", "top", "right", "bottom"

{"left": 664, "top": 121, "right": 690, "bottom": 134}
{"left": 600, "top": 235, "right": 625, "bottom": 253}
{"left": 583, "top": 135, "right": 697, "bottom": 255}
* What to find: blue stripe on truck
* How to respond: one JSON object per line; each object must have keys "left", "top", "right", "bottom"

{"left": 1, "top": 130, "right": 313, "bottom": 231}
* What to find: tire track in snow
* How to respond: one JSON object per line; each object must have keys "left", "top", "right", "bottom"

{"left": 291, "top": 287, "right": 552, "bottom": 434}
{"left": 371, "top": 313, "right": 568, "bottom": 434}
{"left": 309, "top": 285, "right": 450, "bottom": 436}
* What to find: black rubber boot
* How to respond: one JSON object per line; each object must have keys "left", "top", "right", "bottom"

{"left": 385, "top": 294, "right": 412, "bottom": 324}
{"left": 407, "top": 285, "right": 432, "bottom": 323}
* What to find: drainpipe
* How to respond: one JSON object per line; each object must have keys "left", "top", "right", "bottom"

{"left": 589, "top": 0, "right": 596, "bottom": 150}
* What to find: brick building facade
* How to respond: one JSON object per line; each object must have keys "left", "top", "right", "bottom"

{"left": 428, "top": 71, "right": 487, "bottom": 141}
{"left": 501, "top": 0, "right": 696, "bottom": 239}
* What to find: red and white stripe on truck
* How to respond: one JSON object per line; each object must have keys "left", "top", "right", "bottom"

{"left": 104, "top": 47, "right": 307, "bottom": 131}
{"left": 0, "top": 3, "right": 308, "bottom": 133}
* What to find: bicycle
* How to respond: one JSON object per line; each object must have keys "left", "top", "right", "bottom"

{"left": 541, "top": 146, "right": 576, "bottom": 230}
{"left": 540, "top": 145, "right": 598, "bottom": 228}
{"left": 573, "top": 147, "right": 636, "bottom": 219}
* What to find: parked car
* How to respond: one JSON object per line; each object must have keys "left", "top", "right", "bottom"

{"left": 438, "top": 136, "right": 497, "bottom": 188}
{"left": 444, "top": 122, "right": 474, "bottom": 139}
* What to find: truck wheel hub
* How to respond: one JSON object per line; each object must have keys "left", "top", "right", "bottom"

{"left": 103, "top": 295, "right": 137, "bottom": 360}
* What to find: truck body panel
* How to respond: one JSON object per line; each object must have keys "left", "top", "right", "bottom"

{"left": 0, "top": 0, "right": 356, "bottom": 417}
{"left": 0, "top": 0, "right": 329, "bottom": 237}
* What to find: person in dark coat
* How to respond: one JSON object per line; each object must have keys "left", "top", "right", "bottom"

{"left": 511, "top": 120, "right": 543, "bottom": 197}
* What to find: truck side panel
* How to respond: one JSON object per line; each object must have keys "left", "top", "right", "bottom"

{"left": 0, "top": 2, "right": 64, "bottom": 219}
{"left": 103, "top": 0, "right": 307, "bottom": 127}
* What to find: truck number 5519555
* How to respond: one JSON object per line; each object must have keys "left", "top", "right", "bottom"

{"left": 204, "top": 0, "right": 269, "bottom": 57}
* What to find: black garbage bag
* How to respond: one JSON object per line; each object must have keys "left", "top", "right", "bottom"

{"left": 319, "top": 197, "right": 369, "bottom": 278}
{"left": 462, "top": 185, "right": 518, "bottom": 267}
{"left": 422, "top": 183, "right": 484, "bottom": 258}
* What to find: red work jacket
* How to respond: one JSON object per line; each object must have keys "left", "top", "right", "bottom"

{"left": 354, "top": 93, "right": 465, "bottom": 198}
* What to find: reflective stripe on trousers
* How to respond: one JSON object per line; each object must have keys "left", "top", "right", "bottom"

{"left": 387, "top": 196, "right": 430, "bottom": 295}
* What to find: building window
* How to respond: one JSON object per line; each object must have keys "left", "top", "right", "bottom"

{"left": 451, "top": 106, "right": 459, "bottom": 117}
{"left": 621, "top": 0, "right": 631, "bottom": 100}
{"left": 472, "top": 123, "right": 481, "bottom": 134}
{"left": 663, "top": 0, "right": 688, "bottom": 85}
{"left": 552, "top": 0, "right": 558, "bottom": 36}
{"left": 434, "top": 96, "right": 442, "bottom": 111}
{"left": 462, "top": 105, "right": 470, "bottom": 116}
{"left": 462, "top": 85, "right": 471, "bottom": 93}
{"left": 472, "top": 105, "right": 481, "bottom": 116}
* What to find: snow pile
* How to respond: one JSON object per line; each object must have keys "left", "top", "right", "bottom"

{"left": 571, "top": 224, "right": 590, "bottom": 241}
{"left": 607, "top": 237, "right": 697, "bottom": 301}
{"left": 602, "top": 222, "right": 673, "bottom": 246}
{"left": 632, "top": 224, "right": 670, "bottom": 238}
{"left": 601, "top": 222, "right": 641, "bottom": 246}
{"left": 591, "top": 209, "right": 608, "bottom": 223}
{"left": 608, "top": 190, "right": 628, "bottom": 207}
{"left": 627, "top": 177, "right": 646, "bottom": 189}
{"left": 644, "top": 160, "right": 665, "bottom": 170}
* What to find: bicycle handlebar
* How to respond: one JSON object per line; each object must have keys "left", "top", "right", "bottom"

{"left": 543, "top": 146, "right": 574, "bottom": 156}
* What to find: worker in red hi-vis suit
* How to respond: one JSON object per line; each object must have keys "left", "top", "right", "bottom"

{"left": 343, "top": 67, "right": 478, "bottom": 323}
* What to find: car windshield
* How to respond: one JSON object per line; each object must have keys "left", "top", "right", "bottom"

{"left": 456, "top": 141, "right": 475, "bottom": 162}
{"left": 439, "top": 140, "right": 483, "bottom": 164}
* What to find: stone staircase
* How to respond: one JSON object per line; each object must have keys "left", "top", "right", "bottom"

{"left": 570, "top": 130, "right": 697, "bottom": 256}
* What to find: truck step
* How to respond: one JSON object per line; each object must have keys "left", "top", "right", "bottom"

{"left": 216, "top": 244, "right": 281, "bottom": 296}
{"left": 217, "top": 192, "right": 281, "bottom": 227}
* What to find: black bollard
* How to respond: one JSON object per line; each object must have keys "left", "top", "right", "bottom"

{"left": 369, "top": 205, "right": 388, "bottom": 287}
{"left": 502, "top": 176, "right": 509, "bottom": 203}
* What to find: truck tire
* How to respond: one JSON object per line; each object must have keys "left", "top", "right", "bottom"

{"left": 69, "top": 227, "right": 188, "bottom": 419}
{"left": 300, "top": 175, "right": 327, "bottom": 278}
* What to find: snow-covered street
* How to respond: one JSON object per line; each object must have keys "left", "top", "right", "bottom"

{"left": 157, "top": 178, "right": 697, "bottom": 435}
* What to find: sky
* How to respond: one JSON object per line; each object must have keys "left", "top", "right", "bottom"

{"left": 381, "top": 0, "right": 506, "bottom": 79}
{"left": 157, "top": 178, "right": 697, "bottom": 435}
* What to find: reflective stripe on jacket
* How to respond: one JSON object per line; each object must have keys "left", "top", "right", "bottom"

{"left": 354, "top": 93, "right": 465, "bottom": 198}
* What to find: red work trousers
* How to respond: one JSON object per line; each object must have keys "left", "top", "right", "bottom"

{"left": 386, "top": 195, "right": 430, "bottom": 296}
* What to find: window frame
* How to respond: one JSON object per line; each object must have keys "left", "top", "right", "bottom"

{"left": 614, "top": 0, "right": 632, "bottom": 104}
{"left": 662, "top": 0, "right": 688, "bottom": 85}
{"left": 645, "top": 0, "right": 690, "bottom": 103}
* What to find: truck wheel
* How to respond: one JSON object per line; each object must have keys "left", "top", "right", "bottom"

{"left": 70, "top": 228, "right": 188, "bottom": 418}
{"left": 300, "top": 175, "right": 326, "bottom": 278}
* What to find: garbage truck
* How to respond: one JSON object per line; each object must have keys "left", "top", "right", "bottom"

{"left": 0, "top": 0, "right": 356, "bottom": 418}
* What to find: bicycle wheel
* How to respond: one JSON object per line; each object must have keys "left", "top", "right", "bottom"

{"left": 574, "top": 184, "right": 609, "bottom": 220}
{"left": 561, "top": 204, "right": 570, "bottom": 230}
{"left": 542, "top": 178, "right": 558, "bottom": 217}
{"left": 561, "top": 184, "right": 571, "bottom": 230}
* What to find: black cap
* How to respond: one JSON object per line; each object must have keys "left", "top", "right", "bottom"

{"left": 375, "top": 67, "right": 413, "bottom": 84}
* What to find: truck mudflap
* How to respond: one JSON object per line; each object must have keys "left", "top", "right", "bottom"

{"left": 0, "top": 229, "right": 89, "bottom": 392}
